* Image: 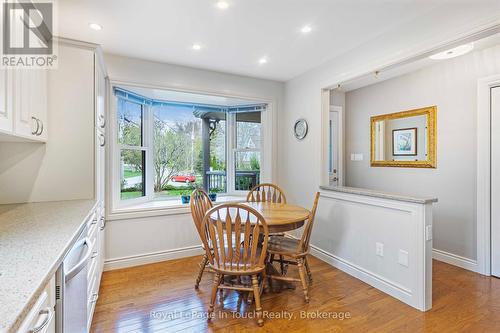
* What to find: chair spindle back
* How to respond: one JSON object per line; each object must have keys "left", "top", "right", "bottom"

{"left": 202, "top": 204, "right": 269, "bottom": 272}
{"left": 298, "top": 192, "right": 320, "bottom": 254}
{"left": 247, "top": 183, "right": 287, "bottom": 204}
{"left": 190, "top": 188, "right": 213, "bottom": 240}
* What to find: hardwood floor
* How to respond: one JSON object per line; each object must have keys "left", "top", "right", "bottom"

{"left": 91, "top": 256, "right": 500, "bottom": 333}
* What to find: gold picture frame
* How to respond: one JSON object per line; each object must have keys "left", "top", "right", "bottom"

{"left": 370, "top": 106, "right": 437, "bottom": 168}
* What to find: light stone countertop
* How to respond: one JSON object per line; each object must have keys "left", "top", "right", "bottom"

{"left": 0, "top": 200, "right": 97, "bottom": 333}
{"left": 320, "top": 185, "right": 438, "bottom": 204}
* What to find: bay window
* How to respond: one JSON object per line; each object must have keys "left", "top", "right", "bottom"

{"left": 111, "top": 86, "right": 268, "bottom": 208}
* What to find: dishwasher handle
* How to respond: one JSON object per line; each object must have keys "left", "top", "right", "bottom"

{"left": 65, "top": 237, "right": 91, "bottom": 283}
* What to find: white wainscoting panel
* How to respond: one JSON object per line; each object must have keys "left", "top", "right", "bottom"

{"left": 104, "top": 212, "right": 203, "bottom": 271}
{"left": 313, "top": 190, "right": 434, "bottom": 311}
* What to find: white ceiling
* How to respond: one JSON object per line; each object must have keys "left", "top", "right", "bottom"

{"left": 57, "top": 0, "right": 492, "bottom": 81}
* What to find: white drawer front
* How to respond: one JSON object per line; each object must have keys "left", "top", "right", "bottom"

{"left": 17, "top": 278, "right": 55, "bottom": 333}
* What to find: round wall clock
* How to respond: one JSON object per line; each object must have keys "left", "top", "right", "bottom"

{"left": 294, "top": 119, "right": 308, "bottom": 140}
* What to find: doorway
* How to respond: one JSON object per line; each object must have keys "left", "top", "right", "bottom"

{"left": 328, "top": 106, "right": 343, "bottom": 186}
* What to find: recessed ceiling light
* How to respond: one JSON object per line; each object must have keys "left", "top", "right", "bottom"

{"left": 258, "top": 57, "right": 268, "bottom": 65}
{"left": 301, "top": 25, "right": 312, "bottom": 34}
{"left": 192, "top": 43, "right": 202, "bottom": 51}
{"left": 216, "top": 1, "right": 229, "bottom": 9}
{"left": 88, "top": 23, "right": 102, "bottom": 31}
{"left": 429, "top": 43, "right": 474, "bottom": 60}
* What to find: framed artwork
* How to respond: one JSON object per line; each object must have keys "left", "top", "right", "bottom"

{"left": 392, "top": 127, "right": 417, "bottom": 156}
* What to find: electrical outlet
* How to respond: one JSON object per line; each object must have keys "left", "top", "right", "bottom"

{"left": 398, "top": 250, "right": 409, "bottom": 267}
{"left": 356, "top": 153, "right": 364, "bottom": 161}
{"left": 376, "top": 242, "right": 384, "bottom": 257}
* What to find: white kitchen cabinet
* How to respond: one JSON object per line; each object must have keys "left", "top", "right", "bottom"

{"left": 13, "top": 69, "right": 48, "bottom": 141}
{"left": 86, "top": 202, "right": 105, "bottom": 331}
{"left": 0, "top": 69, "right": 14, "bottom": 133}
{"left": 0, "top": 67, "right": 48, "bottom": 142}
{"left": 88, "top": 45, "right": 107, "bottom": 332}
{"left": 16, "top": 277, "right": 56, "bottom": 333}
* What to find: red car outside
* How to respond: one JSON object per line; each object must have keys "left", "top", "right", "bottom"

{"left": 171, "top": 174, "right": 196, "bottom": 183}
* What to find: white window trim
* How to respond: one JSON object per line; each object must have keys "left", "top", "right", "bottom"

{"left": 107, "top": 80, "right": 275, "bottom": 218}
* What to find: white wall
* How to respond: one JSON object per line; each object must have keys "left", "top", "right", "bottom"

{"left": 104, "top": 54, "right": 284, "bottom": 266}
{"left": 345, "top": 45, "right": 500, "bottom": 262}
{"left": 278, "top": 7, "right": 499, "bottom": 266}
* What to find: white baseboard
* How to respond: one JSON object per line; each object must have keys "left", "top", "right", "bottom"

{"left": 308, "top": 244, "right": 417, "bottom": 310}
{"left": 432, "top": 248, "right": 478, "bottom": 273}
{"left": 104, "top": 245, "right": 204, "bottom": 271}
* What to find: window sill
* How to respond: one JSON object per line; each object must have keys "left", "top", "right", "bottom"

{"left": 107, "top": 195, "right": 247, "bottom": 221}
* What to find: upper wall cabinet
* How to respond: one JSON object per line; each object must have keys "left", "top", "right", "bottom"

{"left": 0, "top": 68, "right": 48, "bottom": 142}
{"left": 0, "top": 69, "right": 13, "bottom": 133}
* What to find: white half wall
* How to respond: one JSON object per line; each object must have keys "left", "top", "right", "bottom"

{"left": 315, "top": 190, "right": 433, "bottom": 311}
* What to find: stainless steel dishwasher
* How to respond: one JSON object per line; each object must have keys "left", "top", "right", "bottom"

{"left": 55, "top": 226, "right": 91, "bottom": 333}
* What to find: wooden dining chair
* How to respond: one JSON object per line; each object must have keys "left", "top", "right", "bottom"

{"left": 267, "top": 192, "right": 320, "bottom": 303}
{"left": 201, "top": 203, "right": 269, "bottom": 326}
{"left": 247, "top": 183, "right": 287, "bottom": 204}
{"left": 190, "top": 188, "right": 213, "bottom": 289}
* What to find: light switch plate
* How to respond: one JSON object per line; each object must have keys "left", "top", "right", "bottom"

{"left": 351, "top": 153, "right": 356, "bottom": 161}
{"left": 398, "top": 250, "right": 409, "bottom": 267}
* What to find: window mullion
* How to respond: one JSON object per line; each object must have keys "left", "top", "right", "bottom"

{"left": 145, "top": 104, "right": 154, "bottom": 200}
{"left": 226, "top": 112, "right": 236, "bottom": 194}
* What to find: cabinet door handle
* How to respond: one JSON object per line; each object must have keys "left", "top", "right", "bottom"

{"left": 28, "top": 307, "right": 53, "bottom": 333}
{"left": 31, "top": 117, "right": 39, "bottom": 135}
{"left": 36, "top": 119, "right": 43, "bottom": 136}
{"left": 99, "top": 114, "right": 106, "bottom": 129}
{"left": 90, "top": 293, "right": 99, "bottom": 303}
{"left": 99, "top": 216, "right": 105, "bottom": 230}
{"left": 99, "top": 133, "right": 105, "bottom": 147}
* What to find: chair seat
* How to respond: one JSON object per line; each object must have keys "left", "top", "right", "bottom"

{"left": 268, "top": 236, "right": 304, "bottom": 256}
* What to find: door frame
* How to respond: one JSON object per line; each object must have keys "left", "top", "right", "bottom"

{"left": 320, "top": 88, "right": 344, "bottom": 187}
{"left": 477, "top": 74, "right": 500, "bottom": 276}
{"left": 329, "top": 105, "right": 344, "bottom": 186}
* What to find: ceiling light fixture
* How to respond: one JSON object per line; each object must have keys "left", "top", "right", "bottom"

{"left": 192, "top": 43, "right": 202, "bottom": 51}
{"left": 258, "top": 57, "right": 268, "bottom": 65}
{"left": 88, "top": 23, "right": 102, "bottom": 31}
{"left": 301, "top": 25, "right": 312, "bottom": 34}
{"left": 216, "top": 1, "right": 229, "bottom": 9}
{"left": 429, "top": 43, "right": 474, "bottom": 60}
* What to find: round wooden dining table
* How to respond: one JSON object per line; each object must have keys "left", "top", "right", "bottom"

{"left": 241, "top": 201, "right": 311, "bottom": 233}
{"left": 208, "top": 201, "right": 311, "bottom": 234}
